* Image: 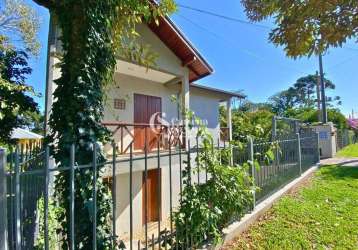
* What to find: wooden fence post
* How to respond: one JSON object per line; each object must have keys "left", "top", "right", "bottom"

{"left": 0, "top": 148, "right": 8, "bottom": 250}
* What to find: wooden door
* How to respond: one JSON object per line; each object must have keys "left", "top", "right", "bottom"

{"left": 134, "top": 94, "right": 162, "bottom": 151}
{"left": 142, "top": 169, "right": 161, "bottom": 224}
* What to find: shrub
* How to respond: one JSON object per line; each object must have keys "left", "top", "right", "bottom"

{"left": 173, "top": 128, "right": 254, "bottom": 247}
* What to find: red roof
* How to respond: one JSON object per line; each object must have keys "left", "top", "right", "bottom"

{"left": 148, "top": 16, "right": 213, "bottom": 82}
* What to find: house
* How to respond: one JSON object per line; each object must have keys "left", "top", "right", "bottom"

{"left": 45, "top": 13, "right": 243, "bottom": 246}
{"left": 10, "top": 128, "right": 43, "bottom": 151}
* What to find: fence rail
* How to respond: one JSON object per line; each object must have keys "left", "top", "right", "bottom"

{"left": 1, "top": 132, "right": 320, "bottom": 250}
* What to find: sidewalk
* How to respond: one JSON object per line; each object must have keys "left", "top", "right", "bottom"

{"left": 320, "top": 157, "right": 358, "bottom": 167}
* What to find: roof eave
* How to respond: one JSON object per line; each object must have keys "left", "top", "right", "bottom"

{"left": 164, "top": 16, "right": 214, "bottom": 73}
{"left": 191, "top": 83, "right": 245, "bottom": 99}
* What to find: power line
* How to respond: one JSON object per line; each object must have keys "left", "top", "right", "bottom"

{"left": 177, "top": 3, "right": 271, "bottom": 30}
{"left": 327, "top": 54, "right": 358, "bottom": 71}
{"left": 176, "top": 13, "right": 263, "bottom": 60}
{"left": 176, "top": 13, "right": 306, "bottom": 74}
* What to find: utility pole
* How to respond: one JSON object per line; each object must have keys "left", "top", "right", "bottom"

{"left": 316, "top": 71, "right": 321, "bottom": 122}
{"left": 319, "top": 53, "right": 328, "bottom": 123}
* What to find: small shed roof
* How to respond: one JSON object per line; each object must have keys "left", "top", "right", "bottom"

{"left": 11, "top": 128, "right": 43, "bottom": 140}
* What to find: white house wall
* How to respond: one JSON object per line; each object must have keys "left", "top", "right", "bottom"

{"left": 135, "top": 24, "right": 186, "bottom": 76}
{"left": 189, "top": 87, "right": 223, "bottom": 144}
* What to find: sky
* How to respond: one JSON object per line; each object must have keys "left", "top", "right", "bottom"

{"left": 26, "top": 0, "right": 358, "bottom": 116}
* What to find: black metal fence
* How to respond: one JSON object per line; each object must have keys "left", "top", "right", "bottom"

{"left": 0, "top": 132, "right": 319, "bottom": 250}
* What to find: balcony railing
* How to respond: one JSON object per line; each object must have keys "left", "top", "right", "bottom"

{"left": 102, "top": 122, "right": 185, "bottom": 154}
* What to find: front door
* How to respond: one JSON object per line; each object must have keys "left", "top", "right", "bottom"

{"left": 142, "top": 169, "right": 161, "bottom": 224}
{"left": 134, "top": 94, "right": 162, "bottom": 151}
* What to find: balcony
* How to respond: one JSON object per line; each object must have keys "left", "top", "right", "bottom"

{"left": 103, "top": 122, "right": 186, "bottom": 155}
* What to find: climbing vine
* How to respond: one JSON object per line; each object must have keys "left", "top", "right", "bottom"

{"left": 31, "top": 0, "right": 175, "bottom": 248}
{"left": 173, "top": 108, "right": 255, "bottom": 248}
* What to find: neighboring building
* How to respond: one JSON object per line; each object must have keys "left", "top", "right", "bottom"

{"left": 10, "top": 128, "right": 43, "bottom": 151}
{"left": 45, "top": 14, "right": 243, "bottom": 245}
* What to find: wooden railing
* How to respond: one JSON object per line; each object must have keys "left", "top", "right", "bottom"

{"left": 102, "top": 122, "right": 185, "bottom": 154}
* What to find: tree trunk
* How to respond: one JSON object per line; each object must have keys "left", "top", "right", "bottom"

{"left": 48, "top": 2, "right": 114, "bottom": 248}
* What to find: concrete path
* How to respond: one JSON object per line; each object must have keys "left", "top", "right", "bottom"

{"left": 320, "top": 157, "right": 358, "bottom": 167}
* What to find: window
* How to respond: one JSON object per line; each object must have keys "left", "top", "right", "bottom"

{"left": 114, "top": 99, "right": 126, "bottom": 110}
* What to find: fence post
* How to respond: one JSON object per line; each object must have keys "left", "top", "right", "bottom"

{"left": 92, "top": 143, "right": 98, "bottom": 250}
{"left": 0, "top": 148, "right": 8, "bottom": 250}
{"left": 44, "top": 146, "right": 50, "bottom": 250}
{"left": 69, "top": 144, "right": 75, "bottom": 250}
{"left": 229, "top": 142, "right": 234, "bottom": 167}
{"left": 296, "top": 133, "right": 302, "bottom": 175}
{"left": 248, "top": 137, "right": 255, "bottom": 209}
{"left": 14, "top": 146, "right": 21, "bottom": 250}
{"left": 111, "top": 142, "right": 117, "bottom": 248}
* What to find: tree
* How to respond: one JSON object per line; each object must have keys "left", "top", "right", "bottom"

{"left": 0, "top": 0, "right": 40, "bottom": 55}
{"left": 30, "top": 0, "right": 176, "bottom": 248}
{"left": 348, "top": 118, "right": 358, "bottom": 130}
{"left": 238, "top": 99, "right": 272, "bottom": 113}
{"left": 269, "top": 88, "right": 297, "bottom": 116}
{"left": 347, "top": 118, "right": 358, "bottom": 139}
{"left": 293, "top": 74, "right": 340, "bottom": 107}
{"left": 269, "top": 74, "right": 341, "bottom": 115}
{"left": 286, "top": 107, "right": 348, "bottom": 129}
{"left": 23, "top": 111, "right": 44, "bottom": 134}
{"left": 220, "top": 106, "right": 274, "bottom": 142}
{"left": 0, "top": 39, "right": 39, "bottom": 144}
{"left": 241, "top": 0, "right": 358, "bottom": 57}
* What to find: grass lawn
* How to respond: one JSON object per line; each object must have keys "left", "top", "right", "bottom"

{"left": 224, "top": 166, "right": 358, "bottom": 250}
{"left": 337, "top": 143, "right": 358, "bottom": 158}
